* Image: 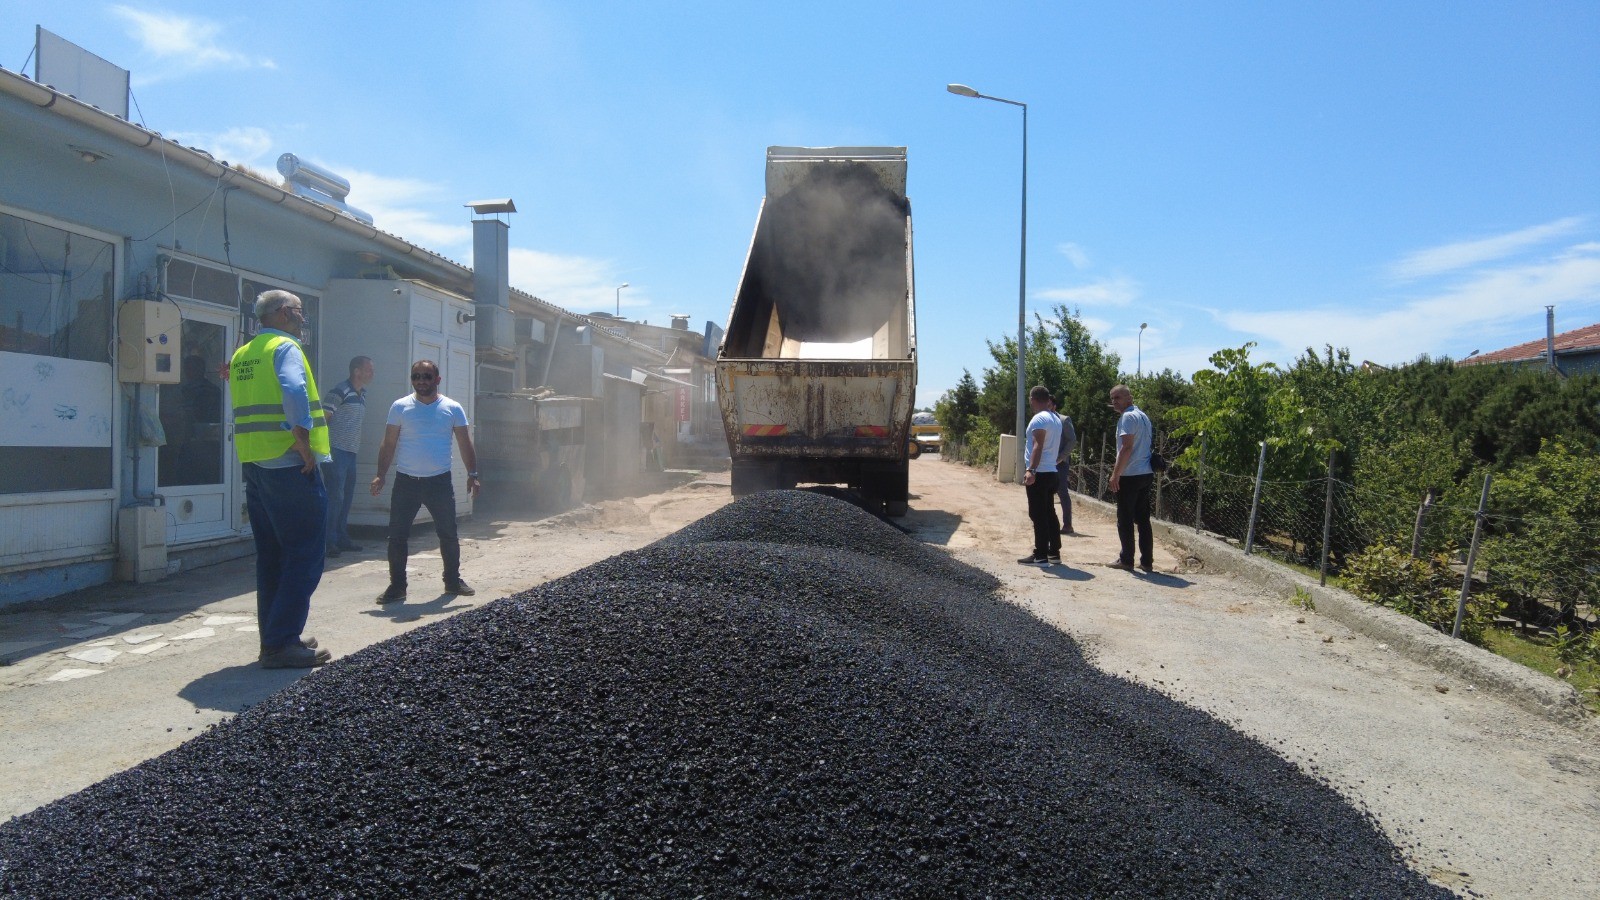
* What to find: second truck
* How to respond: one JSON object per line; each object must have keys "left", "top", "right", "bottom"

{"left": 715, "top": 146, "right": 917, "bottom": 515}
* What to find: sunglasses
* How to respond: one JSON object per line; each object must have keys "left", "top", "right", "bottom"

{"left": 410, "top": 373, "right": 438, "bottom": 381}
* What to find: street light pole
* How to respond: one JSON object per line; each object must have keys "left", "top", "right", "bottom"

{"left": 615, "top": 282, "right": 629, "bottom": 317}
{"left": 1137, "top": 322, "right": 1147, "bottom": 378}
{"left": 948, "top": 82, "right": 1029, "bottom": 484}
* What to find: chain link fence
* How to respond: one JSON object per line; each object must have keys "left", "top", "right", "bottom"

{"left": 1067, "top": 433, "right": 1599, "bottom": 644}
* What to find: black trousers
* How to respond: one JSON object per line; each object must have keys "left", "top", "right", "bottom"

{"left": 1115, "top": 472, "right": 1154, "bottom": 567}
{"left": 1056, "top": 471, "right": 1073, "bottom": 532}
{"left": 1026, "top": 472, "right": 1062, "bottom": 557}
{"left": 387, "top": 472, "right": 461, "bottom": 588}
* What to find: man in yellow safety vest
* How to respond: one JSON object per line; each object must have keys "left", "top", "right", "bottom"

{"left": 230, "top": 290, "right": 334, "bottom": 668}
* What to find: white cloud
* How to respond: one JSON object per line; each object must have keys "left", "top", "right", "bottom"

{"left": 1078, "top": 316, "right": 1114, "bottom": 337}
{"left": 1036, "top": 275, "right": 1140, "bottom": 307}
{"left": 507, "top": 247, "right": 632, "bottom": 313}
{"left": 111, "top": 6, "right": 275, "bottom": 82}
{"left": 1388, "top": 216, "right": 1587, "bottom": 281}
{"left": 166, "top": 126, "right": 274, "bottom": 167}
{"left": 337, "top": 167, "right": 472, "bottom": 251}
{"left": 1225, "top": 242, "right": 1600, "bottom": 365}
{"left": 1057, "top": 242, "right": 1091, "bottom": 269}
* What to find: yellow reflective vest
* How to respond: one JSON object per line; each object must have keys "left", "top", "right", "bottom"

{"left": 229, "top": 332, "right": 330, "bottom": 463}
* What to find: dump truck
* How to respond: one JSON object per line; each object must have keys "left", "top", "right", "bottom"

{"left": 715, "top": 146, "right": 917, "bottom": 515}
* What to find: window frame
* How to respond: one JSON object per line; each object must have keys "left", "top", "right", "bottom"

{"left": 0, "top": 201, "right": 122, "bottom": 504}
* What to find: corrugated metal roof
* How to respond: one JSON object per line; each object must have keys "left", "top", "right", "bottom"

{"left": 1457, "top": 322, "right": 1600, "bottom": 366}
{"left": 1, "top": 67, "right": 649, "bottom": 350}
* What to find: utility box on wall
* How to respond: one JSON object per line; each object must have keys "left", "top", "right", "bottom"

{"left": 117, "top": 300, "right": 181, "bottom": 383}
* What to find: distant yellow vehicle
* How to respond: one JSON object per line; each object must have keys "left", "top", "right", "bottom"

{"left": 911, "top": 412, "right": 941, "bottom": 452}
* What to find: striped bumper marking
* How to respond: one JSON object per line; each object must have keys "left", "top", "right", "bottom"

{"left": 743, "top": 424, "right": 790, "bottom": 437}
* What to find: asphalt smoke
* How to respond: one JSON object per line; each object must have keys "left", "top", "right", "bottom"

{"left": 728, "top": 162, "right": 909, "bottom": 355}
{"left": 0, "top": 491, "right": 1447, "bottom": 898}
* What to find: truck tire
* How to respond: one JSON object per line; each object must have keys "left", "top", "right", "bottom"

{"left": 887, "top": 464, "right": 911, "bottom": 517}
{"left": 907, "top": 440, "right": 922, "bottom": 460}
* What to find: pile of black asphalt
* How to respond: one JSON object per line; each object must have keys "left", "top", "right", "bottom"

{"left": 0, "top": 490, "right": 1448, "bottom": 898}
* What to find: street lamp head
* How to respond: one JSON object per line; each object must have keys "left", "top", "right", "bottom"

{"left": 1140, "top": 322, "right": 1148, "bottom": 330}
{"left": 619, "top": 282, "right": 630, "bottom": 289}
{"left": 946, "top": 83, "right": 980, "bottom": 98}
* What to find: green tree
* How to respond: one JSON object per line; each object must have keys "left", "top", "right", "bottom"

{"left": 1168, "top": 343, "right": 1331, "bottom": 480}
{"left": 1477, "top": 439, "right": 1600, "bottom": 623}
{"left": 1049, "top": 306, "right": 1122, "bottom": 453}
{"left": 934, "top": 370, "right": 981, "bottom": 452}
{"left": 1125, "top": 368, "right": 1196, "bottom": 454}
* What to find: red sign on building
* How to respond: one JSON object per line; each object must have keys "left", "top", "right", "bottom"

{"left": 675, "top": 386, "right": 692, "bottom": 422}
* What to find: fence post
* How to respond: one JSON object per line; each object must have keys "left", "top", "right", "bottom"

{"left": 1319, "top": 448, "right": 1336, "bottom": 586}
{"left": 1098, "top": 430, "right": 1109, "bottom": 500}
{"left": 1154, "top": 440, "right": 1164, "bottom": 521}
{"left": 1244, "top": 440, "right": 1268, "bottom": 555}
{"left": 1452, "top": 473, "right": 1493, "bottom": 640}
{"left": 1410, "top": 488, "right": 1436, "bottom": 559}
{"left": 1194, "top": 432, "right": 1205, "bottom": 530}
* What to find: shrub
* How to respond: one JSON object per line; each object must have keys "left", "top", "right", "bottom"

{"left": 1342, "top": 542, "right": 1500, "bottom": 644}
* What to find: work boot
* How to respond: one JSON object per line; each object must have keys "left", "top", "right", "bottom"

{"left": 376, "top": 585, "right": 407, "bottom": 604}
{"left": 445, "top": 579, "right": 476, "bottom": 596}
{"left": 260, "top": 644, "right": 331, "bottom": 669}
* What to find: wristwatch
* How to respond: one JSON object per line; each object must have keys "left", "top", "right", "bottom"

{"left": 468, "top": 471, "right": 480, "bottom": 479}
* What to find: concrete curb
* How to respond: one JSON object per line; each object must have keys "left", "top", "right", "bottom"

{"left": 1075, "top": 494, "right": 1591, "bottom": 728}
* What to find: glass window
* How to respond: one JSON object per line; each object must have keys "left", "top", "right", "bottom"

{"left": 242, "top": 278, "right": 318, "bottom": 354}
{"left": 0, "top": 210, "right": 115, "bottom": 494}
{"left": 158, "top": 319, "right": 228, "bottom": 488}
{"left": 165, "top": 258, "right": 239, "bottom": 308}
{"left": 0, "top": 211, "right": 115, "bottom": 363}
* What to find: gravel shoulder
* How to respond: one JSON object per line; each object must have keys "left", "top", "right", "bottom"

{"left": 2, "top": 456, "right": 1596, "bottom": 898}
{"left": 911, "top": 456, "right": 1599, "bottom": 900}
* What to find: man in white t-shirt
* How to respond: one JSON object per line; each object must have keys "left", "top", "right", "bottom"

{"left": 369, "top": 360, "right": 482, "bottom": 603}
{"left": 1107, "top": 383, "right": 1154, "bottom": 572}
{"left": 1019, "top": 384, "right": 1063, "bottom": 566}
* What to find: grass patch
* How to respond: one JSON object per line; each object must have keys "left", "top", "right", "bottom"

{"left": 1231, "top": 543, "right": 1596, "bottom": 714}
{"left": 1481, "top": 628, "right": 1600, "bottom": 714}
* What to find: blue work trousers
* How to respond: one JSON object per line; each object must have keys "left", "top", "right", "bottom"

{"left": 322, "top": 448, "right": 359, "bottom": 548}
{"left": 243, "top": 462, "right": 327, "bottom": 654}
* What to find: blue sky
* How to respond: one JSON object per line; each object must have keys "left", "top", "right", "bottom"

{"left": 7, "top": 2, "right": 1599, "bottom": 407}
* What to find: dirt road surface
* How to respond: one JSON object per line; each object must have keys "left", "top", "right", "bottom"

{"left": 3, "top": 455, "right": 1595, "bottom": 898}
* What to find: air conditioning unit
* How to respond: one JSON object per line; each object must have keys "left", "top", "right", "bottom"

{"left": 514, "top": 315, "right": 547, "bottom": 345}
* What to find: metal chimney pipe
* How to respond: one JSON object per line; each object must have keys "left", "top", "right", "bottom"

{"left": 1546, "top": 305, "right": 1557, "bottom": 373}
{"left": 472, "top": 218, "right": 511, "bottom": 309}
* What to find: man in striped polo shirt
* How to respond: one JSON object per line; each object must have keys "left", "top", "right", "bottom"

{"left": 323, "top": 356, "right": 373, "bottom": 558}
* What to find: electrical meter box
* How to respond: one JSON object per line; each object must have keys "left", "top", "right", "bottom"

{"left": 118, "top": 300, "right": 182, "bottom": 384}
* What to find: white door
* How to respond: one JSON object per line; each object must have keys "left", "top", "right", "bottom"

{"left": 157, "top": 305, "right": 240, "bottom": 544}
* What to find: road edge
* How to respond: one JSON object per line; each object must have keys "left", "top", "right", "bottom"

{"left": 1074, "top": 494, "right": 1592, "bottom": 729}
